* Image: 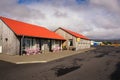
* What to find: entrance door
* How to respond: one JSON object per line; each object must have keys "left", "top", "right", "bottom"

{"left": 44, "top": 40, "right": 50, "bottom": 52}
{"left": 41, "top": 39, "right": 50, "bottom": 53}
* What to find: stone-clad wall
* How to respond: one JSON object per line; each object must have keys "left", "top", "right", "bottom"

{"left": 0, "top": 20, "right": 20, "bottom": 54}
{"left": 55, "top": 28, "right": 91, "bottom": 50}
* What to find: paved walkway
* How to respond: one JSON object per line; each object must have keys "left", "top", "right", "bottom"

{"left": 0, "top": 48, "right": 95, "bottom": 64}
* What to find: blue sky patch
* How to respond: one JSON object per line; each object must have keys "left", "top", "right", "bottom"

{"left": 18, "top": 0, "right": 43, "bottom": 4}
{"left": 76, "top": 0, "right": 89, "bottom": 4}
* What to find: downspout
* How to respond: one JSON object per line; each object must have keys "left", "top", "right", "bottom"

{"left": 20, "top": 35, "right": 24, "bottom": 55}
{"left": 61, "top": 40, "right": 62, "bottom": 51}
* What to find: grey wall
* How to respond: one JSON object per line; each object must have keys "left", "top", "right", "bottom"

{"left": 0, "top": 20, "right": 20, "bottom": 55}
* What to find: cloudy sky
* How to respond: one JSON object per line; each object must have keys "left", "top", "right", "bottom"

{"left": 0, "top": 0, "right": 120, "bottom": 40}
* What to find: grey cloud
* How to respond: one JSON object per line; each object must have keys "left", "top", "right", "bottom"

{"left": 0, "top": 0, "right": 120, "bottom": 39}
{"left": 0, "top": 0, "right": 46, "bottom": 22}
{"left": 54, "top": 9, "right": 68, "bottom": 18}
{"left": 89, "top": 0, "right": 120, "bottom": 13}
{"left": 29, "top": 9, "right": 46, "bottom": 19}
{"left": 39, "top": 0, "right": 76, "bottom": 6}
{"left": 0, "top": 0, "right": 31, "bottom": 18}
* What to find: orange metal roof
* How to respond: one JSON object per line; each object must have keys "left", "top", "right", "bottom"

{"left": 0, "top": 16, "right": 65, "bottom": 40}
{"left": 59, "top": 27, "right": 89, "bottom": 40}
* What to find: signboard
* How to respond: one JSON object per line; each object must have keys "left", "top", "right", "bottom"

{"left": 77, "top": 38, "right": 80, "bottom": 42}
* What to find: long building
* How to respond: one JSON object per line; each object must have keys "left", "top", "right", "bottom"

{"left": 0, "top": 16, "right": 65, "bottom": 55}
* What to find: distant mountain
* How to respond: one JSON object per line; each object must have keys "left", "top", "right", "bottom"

{"left": 91, "top": 39, "right": 120, "bottom": 43}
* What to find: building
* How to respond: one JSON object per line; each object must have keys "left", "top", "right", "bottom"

{"left": 55, "top": 27, "right": 91, "bottom": 50}
{"left": 0, "top": 16, "right": 65, "bottom": 55}
{"left": 91, "top": 41, "right": 103, "bottom": 46}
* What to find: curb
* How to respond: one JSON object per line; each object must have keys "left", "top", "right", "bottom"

{"left": 16, "top": 61, "right": 47, "bottom": 64}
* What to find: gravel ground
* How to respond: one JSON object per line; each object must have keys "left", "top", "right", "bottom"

{"left": 0, "top": 46, "right": 120, "bottom": 80}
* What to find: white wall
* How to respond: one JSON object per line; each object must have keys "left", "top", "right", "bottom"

{"left": 76, "top": 38, "right": 91, "bottom": 50}
{"left": 0, "top": 20, "right": 3, "bottom": 53}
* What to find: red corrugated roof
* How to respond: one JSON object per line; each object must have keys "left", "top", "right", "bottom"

{"left": 0, "top": 16, "right": 65, "bottom": 40}
{"left": 59, "top": 27, "right": 89, "bottom": 40}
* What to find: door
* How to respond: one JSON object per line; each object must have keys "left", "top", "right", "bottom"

{"left": 41, "top": 39, "right": 51, "bottom": 53}
{"left": 44, "top": 40, "right": 50, "bottom": 52}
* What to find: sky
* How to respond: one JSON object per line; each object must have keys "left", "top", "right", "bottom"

{"left": 0, "top": 0, "right": 120, "bottom": 40}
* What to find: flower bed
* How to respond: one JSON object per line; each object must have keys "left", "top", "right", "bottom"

{"left": 25, "top": 48, "right": 41, "bottom": 55}
{"left": 52, "top": 46, "right": 61, "bottom": 52}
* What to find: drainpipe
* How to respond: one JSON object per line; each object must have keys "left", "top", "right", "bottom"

{"left": 61, "top": 40, "right": 62, "bottom": 51}
{"left": 20, "top": 36, "right": 24, "bottom": 55}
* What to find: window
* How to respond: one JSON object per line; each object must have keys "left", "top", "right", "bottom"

{"left": 26, "top": 39, "right": 31, "bottom": 48}
{"left": 69, "top": 39, "right": 73, "bottom": 46}
{"left": 5, "top": 38, "right": 8, "bottom": 42}
{"left": 24, "top": 38, "right": 32, "bottom": 48}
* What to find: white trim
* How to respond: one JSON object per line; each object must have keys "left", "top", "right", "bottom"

{"left": 16, "top": 61, "right": 47, "bottom": 64}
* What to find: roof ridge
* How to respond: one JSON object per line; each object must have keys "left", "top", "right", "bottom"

{"left": 1, "top": 16, "right": 46, "bottom": 29}
{"left": 0, "top": 16, "right": 2, "bottom": 19}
